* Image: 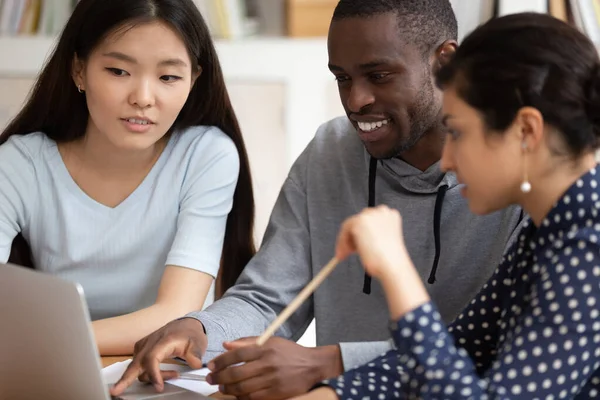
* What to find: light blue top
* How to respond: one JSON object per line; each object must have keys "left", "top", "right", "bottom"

{"left": 0, "top": 127, "right": 239, "bottom": 320}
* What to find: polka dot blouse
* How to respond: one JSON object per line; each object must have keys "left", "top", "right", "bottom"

{"left": 321, "top": 167, "right": 600, "bottom": 399}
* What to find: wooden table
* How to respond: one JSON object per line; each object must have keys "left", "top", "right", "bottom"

{"left": 101, "top": 357, "right": 231, "bottom": 398}
{"left": 102, "top": 355, "right": 132, "bottom": 368}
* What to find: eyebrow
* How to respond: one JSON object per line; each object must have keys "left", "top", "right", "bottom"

{"left": 102, "top": 51, "right": 188, "bottom": 67}
{"left": 328, "top": 58, "right": 397, "bottom": 72}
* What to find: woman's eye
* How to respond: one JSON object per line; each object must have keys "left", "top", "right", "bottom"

{"left": 106, "top": 68, "right": 129, "bottom": 77}
{"left": 161, "top": 75, "right": 183, "bottom": 83}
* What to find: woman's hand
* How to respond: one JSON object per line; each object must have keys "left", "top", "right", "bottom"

{"left": 289, "top": 387, "right": 339, "bottom": 400}
{"left": 335, "top": 205, "right": 408, "bottom": 280}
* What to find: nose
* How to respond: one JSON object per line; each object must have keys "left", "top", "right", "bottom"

{"left": 440, "top": 136, "right": 455, "bottom": 173}
{"left": 346, "top": 81, "right": 375, "bottom": 114}
{"left": 129, "top": 78, "right": 155, "bottom": 109}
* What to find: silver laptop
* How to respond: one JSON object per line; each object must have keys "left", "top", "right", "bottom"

{"left": 0, "top": 263, "right": 212, "bottom": 400}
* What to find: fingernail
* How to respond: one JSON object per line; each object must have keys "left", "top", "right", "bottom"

{"left": 207, "top": 362, "right": 215, "bottom": 371}
{"left": 205, "top": 374, "right": 213, "bottom": 385}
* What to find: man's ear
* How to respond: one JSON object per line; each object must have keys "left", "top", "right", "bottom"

{"left": 433, "top": 40, "right": 457, "bottom": 72}
{"left": 72, "top": 54, "right": 86, "bottom": 91}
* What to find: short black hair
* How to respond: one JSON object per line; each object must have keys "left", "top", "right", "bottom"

{"left": 332, "top": 0, "right": 457, "bottom": 55}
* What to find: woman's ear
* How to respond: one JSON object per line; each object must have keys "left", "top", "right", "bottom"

{"left": 191, "top": 65, "right": 202, "bottom": 91}
{"left": 514, "top": 106, "right": 545, "bottom": 151}
{"left": 71, "top": 54, "right": 86, "bottom": 91}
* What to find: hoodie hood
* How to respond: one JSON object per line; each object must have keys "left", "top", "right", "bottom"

{"left": 362, "top": 151, "right": 457, "bottom": 294}
{"left": 363, "top": 148, "right": 459, "bottom": 194}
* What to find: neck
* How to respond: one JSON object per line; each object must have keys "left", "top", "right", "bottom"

{"left": 66, "top": 124, "right": 167, "bottom": 177}
{"left": 396, "top": 128, "right": 445, "bottom": 172}
{"left": 520, "top": 153, "right": 597, "bottom": 227}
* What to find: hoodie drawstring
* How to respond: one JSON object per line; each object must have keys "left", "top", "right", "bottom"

{"left": 362, "top": 157, "right": 378, "bottom": 294}
{"left": 363, "top": 157, "right": 448, "bottom": 294}
{"left": 427, "top": 184, "right": 448, "bottom": 284}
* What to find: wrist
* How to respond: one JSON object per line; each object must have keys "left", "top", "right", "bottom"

{"left": 310, "top": 345, "right": 343, "bottom": 382}
{"left": 177, "top": 316, "right": 207, "bottom": 334}
{"left": 379, "top": 266, "right": 404, "bottom": 291}
{"left": 311, "top": 387, "right": 340, "bottom": 400}
{"left": 383, "top": 275, "right": 430, "bottom": 321}
{"left": 372, "top": 248, "right": 408, "bottom": 279}
{"left": 378, "top": 257, "right": 430, "bottom": 321}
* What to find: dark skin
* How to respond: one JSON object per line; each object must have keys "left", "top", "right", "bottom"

{"left": 111, "top": 12, "right": 457, "bottom": 400}
{"left": 329, "top": 13, "right": 456, "bottom": 171}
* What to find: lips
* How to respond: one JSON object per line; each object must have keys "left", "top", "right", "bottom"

{"left": 121, "top": 118, "right": 154, "bottom": 133}
{"left": 357, "top": 119, "right": 390, "bottom": 132}
{"left": 122, "top": 117, "right": 155, "bottom": 125}
{"left": 356, "top": 119, "right": 392, "bottom": 143}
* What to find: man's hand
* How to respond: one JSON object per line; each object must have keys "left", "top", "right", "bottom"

{"left": 110, "top": 318, "right": 207, "bottom": 396}
{"left": 206, "top": 337, "right": 343, "bottom": 400}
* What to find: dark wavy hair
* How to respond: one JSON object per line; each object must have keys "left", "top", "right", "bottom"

{"left": 3, "top": 0, "right": 256, "bottom": 297}
{"left": 436, "top": 12, "right": 600, "bottom": 156}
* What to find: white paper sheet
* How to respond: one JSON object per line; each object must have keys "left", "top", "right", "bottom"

{"left": 102, "top": 358, "right": 219, "bottom": 396}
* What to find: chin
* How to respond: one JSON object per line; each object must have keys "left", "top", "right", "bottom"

{"left": 467, "top": 199, "right": 505, "bottom": 216}
{"left": 115, "top": 134, "right": 164, "bottom": 150}
{"left": 365, "top": 147, "right": 393, "bottom": 160}
{"left": 363, "top": 141, "right": 399, "bottom": 160}
{"left": 467, "top": 202, "right": 489, "bottom": 216}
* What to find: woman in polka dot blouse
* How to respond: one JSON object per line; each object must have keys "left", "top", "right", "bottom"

{"left": 293, "top": 12, "right": 600, "bottom": 400}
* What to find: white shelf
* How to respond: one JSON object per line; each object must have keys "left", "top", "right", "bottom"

{"left": 0, "top": 35, "right": 338, "bottom": 168}
{"left": 0, "top": 35, "right": 331, "bottom": 79}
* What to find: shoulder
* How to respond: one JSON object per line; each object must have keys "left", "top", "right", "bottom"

{"left": 289, "top": 116, "right": 365, "bottom": 178}
{"left": 0, "top": 132, "right": 50, "bottom": 162}
{"left": 169, "top": 126, "right": 240, "bottom": 183}
{"left": 0, "top": 133, "right": 52, "bottom": 180}
{"left": 533, "top": 220, "right": 600, "bottom": 284}
{"left": 172, "top": 125, "right": 238, "bottom": 159}
{"left": 0, "top": 133, "right": 50, "bottom": 214}
{"left": 310, "top": 116, "right": 362, "bottom": 154}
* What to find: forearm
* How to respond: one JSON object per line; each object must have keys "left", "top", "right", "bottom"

{"left": 191, "top": 287, "right": 315, "bottom": 362}
{"left": 380, "top": 258, "right": 430, "bottom": 321}
{"left": 294, "top": 387, "right": 339, "bottom": 400}
{"left": 187, "top": 295, "right": 273, "bottom": 360}
{"left": 93, "top": 303, "right": 189, "bottom": 355}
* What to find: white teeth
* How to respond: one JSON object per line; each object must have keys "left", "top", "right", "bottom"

{"left": 127, "top": 118, "right": 149, "bottom": 125}
{"left": 357, "top": 119, "right": 389, "bottom": 132}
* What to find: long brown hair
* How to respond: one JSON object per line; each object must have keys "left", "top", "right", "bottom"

{"left": 2, "top": 0, "right": 256, "bottom": 297}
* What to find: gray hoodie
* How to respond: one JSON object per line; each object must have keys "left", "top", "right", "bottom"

{"left": 188, "top": 117, "right": 523, "bottom": 370}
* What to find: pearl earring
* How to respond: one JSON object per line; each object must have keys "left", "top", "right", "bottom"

{"left": 77, "top": 84, "right": 84, "bottom": 93}
{"left": 520, "top": 142, "right": 531, "bottom": 193}
{"left": 520, "top": 180, "right": 532, "bottom": 193}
